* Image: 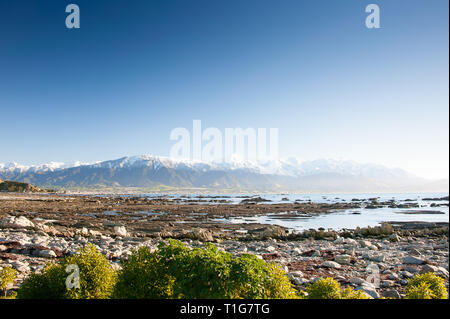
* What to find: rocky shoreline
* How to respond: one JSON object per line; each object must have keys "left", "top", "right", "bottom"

{"left": 0, "top": 192, "right": 448, "bottom": 299}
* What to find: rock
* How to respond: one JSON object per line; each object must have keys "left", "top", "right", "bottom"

{"left": 266, "top": 246, "right": 276, "bottom": 253}
{"left": 291, "top": 277, "right": 309, "bottom": 286}
{"left": 11, "top": 260, "right": 30, "bottom": 273}
{"left": 404, "top": 266, "right": 420, "bottom": 273}
{"left": 158, "top": 230, "right": 173, "bottom": 238}
{"left": 389, "top": 273, "right": 400, "bottom": 280}
{"left": 89, "top": 230, "right": 102, "bottom": 237}
{"left": 38, "top": 249, "right": 57, "bottom": 258}
{"left": 356, "top": 283, "right": 379, "bottom": 299}
{"left": 381, "top": 280, "right": 395, "bottom": 288}
{"left": 370, "top": 254, "right": 385, "bottom": 262}
{"left": 346, "top": 248, "right": 355, "bottom": 256}
{"left": 1, "top": 216, "right": 34, "bottom": 229}
{"left": 334, "top": 254, "right": 351, "bottom": 265}
{"left": 113, "top": 226, "right": 127, "bottom": 237}
{"left": 321, "top": 261, "right": 341, "bottom": 269}
{"left": 334, "top": 237, "right": 345, "bottom": 244}
{"left": 420, "top": 264, "right": 449, "bottom": 278}
{"left": 0, "top": 241, "right": 22, "bottom": 251}
{"left": 436, "top": 267, "right": 449, "bottom": 278}
{"left": 359, "top": 240, "right": 372, "bottom": 247}
{"left": 420, "top": 264, "right": 438, "bottom": 274}
{"left": 382, "top": 289, "right": 401, "bottom": 299}
{"left": 389, "top": 233, "right": 400, "bottom": 242}
{"left": 187, "top": 228, "right": 214, "bottom": 242}
{"left": 409, "top": 248, "right": 422, "bottom": 256}
{"left": 345, "top": 238, "right": 358, "bottom": 245}
{"left": 287, "top": 271, "right": 304, "bottom": 279}
{"left": 0, "top": 252, "right": 19, "bottom": 260}
{"left": 361, "top": 252, "right": 371, "bottom": 260}
{"left": 260, "top": 226, "right": 287, "bottom": 239}
{"left": 103, "top": 221, "right": 116, "bottom": 227}
{"left": 400, "top": 271, "right": 413, "bottom": 278}
{"left": 349, "top": 277, "right": 367, "bottom": 285}
{"left": 402, "top": 256, "right": 425, "bottom": 265}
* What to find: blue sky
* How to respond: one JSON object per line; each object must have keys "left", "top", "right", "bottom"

{"left": 0, "top": 0, "right": 448, "bottom": 179}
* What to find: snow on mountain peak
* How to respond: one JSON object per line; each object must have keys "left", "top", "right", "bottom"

{"left": 0, "top": 161, "right": 88, "bottom": 173}
{"left": 0, "top": 155, "right": 412, "bottom": 179}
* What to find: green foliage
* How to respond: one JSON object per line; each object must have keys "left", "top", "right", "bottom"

{"left": 114, "top": 239, "right": 298, "bottom": 299}
{"left": 354, "top": 223, "right": 394, "bottom": 237}
{"left": 17, "top": 244, "right": 117, "bottom": 299}
{"left": 406, "top": 272, "right": 448, "bottom": 299}
{"left": 405, "top": 282, "right": 434, "bottom": 299}
{"left": 16, "top": 263, "right": 67, "bottom": 299}
{"left": 305, "top": 278, "right": 341, "bottom": 299}
{"left": 305, "top": 278, "right": 369, "bottom": 299}
{"left": 0, "top": 180, "right": 41, "bottom": 192}
{"left": 292, "top": 229, "right": 338, "bottom": 240}
{"left": 339, "top": 286, "right": 371, "bottom": 299}
{"left": 227, "top": 253, "right": 297, "bottom": 299}
{"left": 113, "top": 245, "right": 175, "bottom": 299}
{"left": 0, "top": 266, "right": 17, "bottom": 297}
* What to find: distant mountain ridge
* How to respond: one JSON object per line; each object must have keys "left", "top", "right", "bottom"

{"left": 0, "top": 155, "right": 448, "bottom": 192}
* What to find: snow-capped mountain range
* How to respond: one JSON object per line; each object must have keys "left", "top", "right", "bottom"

{"left": 0, "top": 155, "right": 448, "bottom": 192}
{"left": 0, "top": 155, "right": 409, "bottom": 177}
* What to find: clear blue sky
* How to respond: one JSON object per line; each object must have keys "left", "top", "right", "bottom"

{"left": 0, "top": 0, "right": 448, "bottom": 179}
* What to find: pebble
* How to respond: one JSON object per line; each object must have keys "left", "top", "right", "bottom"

{"left": 402, "top": 256, "right": 425, "bottom": 265}
{"left": 322, "top": 261, "right": 342, "bottom": 269}
{"left": 1, "top": 223, "right": 448, "bottom": 298}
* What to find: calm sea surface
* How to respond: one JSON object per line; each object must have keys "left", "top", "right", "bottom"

{"left": 138, "top": 192, "right": 449, "bottom": 231}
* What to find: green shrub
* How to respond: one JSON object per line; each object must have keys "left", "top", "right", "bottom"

{"left": 406, "top": 273, "right": 448, "bottom": 299}
{"left": 227, "top": 253, "right": 297, "bottom": 299}
{"left": 0, "top": 266, "right": 17, "bottom": 297}
{"left": 113, "top": 245, "right": 175, "bottom": 299}
{"left": 114, "top": 239, "right": 298, "bottom": 299}
{"left": 17, "top": 244, "right": 117, "bottom": 299}
{"left": 16, "top": 263, "right": 66, "bottom": 299}
{"left": 405, "top": 282, "right": 434, "bottom": 299}
{"left": 354, "top": 223, "right": 394, "bottom": 237}
{"left": 305, "top": 278, "right": 369, "bottom": 299}
{"left": 339, "top": 286, "right": 371, "bottom": 299}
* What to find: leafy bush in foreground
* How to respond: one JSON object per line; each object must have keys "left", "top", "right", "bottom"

{"left": 17, "top": 244, "right": 116, "bottom": 299}
{"left": 405, "top": 282, "right": 434, "bottom": 299}
{"left": 114, "top": 239, "right": 298, "bottom": 299}
{"left": 15, "top": 240, "right": 448, "bottom": 300}
{"left": 405, "top": 273, "right": 448, "bottom": 299}
{"left": 305, "top": 278, "right": 369, "bottom": 299}
{"left": 0, "top": 266, "right": 17, "bottom": 297}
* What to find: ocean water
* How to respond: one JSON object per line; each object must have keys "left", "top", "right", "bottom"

{"left": 139, "top": 192, "right": 449, "bottom": 231}
{"left": 139, "top": 192, "right": 448, "bottom": 204}
{"left": 211, "top": 205, "right": 449, "bottom": 232}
